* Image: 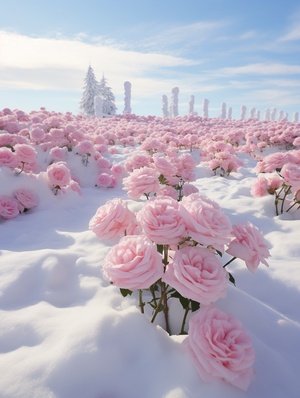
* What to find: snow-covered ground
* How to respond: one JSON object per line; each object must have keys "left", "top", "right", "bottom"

{"left": 0, "top": 111, "right": 300, "bottom": 398}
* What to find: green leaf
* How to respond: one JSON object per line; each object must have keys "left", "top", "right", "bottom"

{"left": 228, "top": 272, "right": 236, "bottom": 286}
{"left": 120, "top": 288, "right": 133, "bottom": 297}
{"left": 191, "top": 300, "right": 200, "bottom": 312}
{"left": 170, "top": 290, "right": 189, "bottom": 309}
{"left": 156, "top": 244, "right": 164, "bottom": 254}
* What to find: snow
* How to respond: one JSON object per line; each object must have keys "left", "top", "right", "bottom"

{"left": 1, "top": 115, "right": 300, "bottom": 398}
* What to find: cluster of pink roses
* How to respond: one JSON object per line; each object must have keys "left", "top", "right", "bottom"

{"left": 46, "top": 161, "right": 81, "bottom": 195}
{"left": 89, "top": 193, "right": 270, "bottom": 390}
{"left": 252, "top": 149, "right": 300, "bottom": 215}
{"left": 0, "top": 188, "right": 38, "bottom": 220}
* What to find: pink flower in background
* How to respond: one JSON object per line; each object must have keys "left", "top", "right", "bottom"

{"left": 0, "top": 195, "right": 20, "bottom": 219}
{"left": 157, "top": 185, "right": 178, "bottom": 200}
{"left": 0, "top": 147, "right": 17, "bottom": 168}
{"left": 14, "top": 189, "right": 38, "bottom": 211}
{"left": 96, "top": 156, "right": 111, "bottom": 169}
{"left": 226, "top": 222, "right": 270, "bottom": 272}
{"left": 123, "top": 166, "right": 160, "bottom": 200}
{"left": 75, "top": 139, "right": 94, "bottom": 155}
{"left": 280, "top": 163, "right": 300, "bottom": 189}
{"left": 89, "top": 198, "right": 136, "bottom": 240}
{"left": 183, "top": 305, "right": 255, "bottom": 391}
{"left": 182, "top": 183, "right": 199, "bottom": 197}
{"left": 179, "top": 193, "right": 232, "bottom": 252}
{"left": 152, "top": 154, "right": 177, "bottom": 179}
{"left": 30, "top": 127, "right": 45, "bottom": 142}
{"left": 266, "top": 175, "right": 282, "bottom": 194}
{"left": 102, "top": 235, "right": 163, "bottom": 290}
{"left": 163, "top": 246, "right": 228, "bottom": 305}
{"left": 95, "top": 173, "right": 114, "bottom": 188}
{"left": 68, "top": 180, "right": 82, "bottom": 195}
{"left": 49, "top": 147, "right": 67, "bottom": 162}
{"left": 251, "top": 177, "right": 268, "bottom": 197}
{"left": 136, "top": 196, "right": 186, "bottom": 245}
{"left": 124, "top": 153, "right": 152, "bottom": 172}
{"left": 14, "top": 143, "right": 38, "bottom": 172}
{"left": 46, "top": 161, "right": 71, "bottom": 188}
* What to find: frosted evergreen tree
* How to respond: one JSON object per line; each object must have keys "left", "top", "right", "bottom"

{"left": 271, "top": 108, "right": 277, "bottom": 121}
{"left": 227, "top": 107, "right": 232, "bottom": 120}
{"left": 203, "top": 99, "right": 209, "bottom": 118}
{"left": 94, "top": 96, "right": 103, "bottom": 118}
{"left": 98, "top": 75, "right": 117, "bottom": 116}
{"left": 80, "top": 65, "right": 100, "bottom": 117}
{"left": 250, "top": 108, "right": 256, "bottom": 119}
{"left": 220, "top": 102, "right": 226, "bottom": 119}
{"left": 189, "top": 95, "right": 195, "bottom": 114}
{"left": 162, "top": 95, "right": 169, "bottom": 117}
{"left": 293, "top": 112, "right": 299, "bottom": 123}
{"left": 124, "top": 81, "right": 132, "bottom": 114}
{"left": 171, "top": 87, "right": 179, "bottom": 117}
{"left": 264, "top": 109, "right": 271, "bottom": 121}
{"left": 240, "top": 105, "right": 247, "bottom": 120}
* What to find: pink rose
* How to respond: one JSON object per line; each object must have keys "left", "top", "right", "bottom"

{"left": 182, "top": 183, "right": 199, "bottom": 197}
{"left": 152, "top": 154, "right": 177, "bottom": 179}
{"left": 179, "top": 193, "right": 232, "bottom": 252}
{"left": 0, "top": 147, "right": 17, "bottom": 168}
{"left": 75, "top": 139, "right": 94, "bottom": 155}
{"left": 226, "top": 222, "right": 270, "bottom": 272}
{"left": 183, "top": 306, "right": 255, "bottom": 391}
{"left": 251, "top": 177, "right": 268, "bottom": 197}
{"left": 14, "top": 143, "right": 38, "bottom": 172}
{"left": 102, "top": 235, "right": 163, "bottom": 290}
{"left": 280, "top": 163, "right": 300, "bottom": 189}
{"left": 0, "top": 195, "right": 20, "bottom": 219}
{"left": 14, "top": 189, "right": 39, "bottom": 211}
{"left": 123, "top": 166, "right": 160, "bottom": 200}
{"left": 136, "top": 196, "right": 186, "bottom": 245}
{"left": 95, "top": 173, "right": 114, "bottom": 188}
{"left": 46, "top": 161, "right": 71, "bottom": 188}
{"left": 163, "top": 246, "right": 228, "bottom": 304}
{"left": 89, "top": 198, "right": 136, "bottom": 240}
{"left": 49, "top": 147, "right": 67, "bottom": 161}
{"left": 124, "top": 153, "right": 152, "bottom": 172}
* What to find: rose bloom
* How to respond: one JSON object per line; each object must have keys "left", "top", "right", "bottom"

{"left": 0, "top": 195, "right": 20, "bottom": 219}
{"left": 136, "top": 196, "right": 186, "bottom": 245}
{"left": 95, "top": 172, "right": 114, "bottom": 188}
{"left": 280, "top": 163, "right": 300, "bottom": 190}
{"left": 183, "top": 306, "right": 255, "bottom": 391}
{"left": 226, "top": 222, "right": 270, "bottom": 273}
{"left": 124, "top": 153, "right": 153, "bottom": 172}
{"left": 30, "top": 127, "right": 45, "bottom": 142}
{"left": 14, "top": 189, "right": 38, "bottom": 211}
{"left": 89, "top": 198, "right": 136, "bottom": 240}
{"left": 49, "top": 146, "right": 67, "bottom": 161}
{"left": 14, "top": 143, "right": 38, "bottom": 172}
{"left": 251, "top": 177, "right": 268, "bottom": 197}
{"left": 75, "top": 139, "right": 94, "bottom": 155}
{"left": 163, "top": 246, "right": 228, "bottom": 305}
{"left": 46, "top": 161, "right": 72, "bottom": 188}
{"left": 102, "top": 235, "right": 163, "bottom": 290}
{"left": 123, "top": 166, "right": 160, "bottom": 200}
{"left": 179, "top": 193, "right": 232, "bottom": 252}
{"left": 182, "top": 183, "right": 199, "bottom": 197}
{"left": 0, "top": 147, "right": 17, "bottom": 168}
{"left": 152, "top": 154, "right": 177, "bottom": 179}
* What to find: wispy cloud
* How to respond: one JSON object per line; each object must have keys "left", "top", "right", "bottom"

{"left": 218, "top": 63, "right": 300, "bottom": 76}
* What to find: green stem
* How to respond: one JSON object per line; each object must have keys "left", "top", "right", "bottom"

{"left": 150, "top": 282, "right": 168, "bottom": 324}
{"left": 223, "top": 256, "right": 237, "bottom": 268}
{"left": 286, "top": 201, "right": 298, "bottom": 213}
{"left": 180, "top": 303, "right": 191, "bottom": 335}
{"left": 281, "top": 186, "right": 291, "bottom": 214}
{"left": 139, "top": 289, "right": 145, "bottom": 314}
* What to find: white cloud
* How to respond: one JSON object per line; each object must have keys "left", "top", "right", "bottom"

{"left": 218, "top": 63, "right": 300, "bottom": 76}
{"left": 0, "top": 30, "right": 196, "bottom": 95}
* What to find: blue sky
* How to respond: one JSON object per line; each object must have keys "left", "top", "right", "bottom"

{"left": 1, "top": 0, "right": 300, "bottom": 119}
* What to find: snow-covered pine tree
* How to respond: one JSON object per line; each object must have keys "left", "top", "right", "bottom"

{"left": 98, "top": 75, "right": 117, "bottom": 116}
{"left": 80, "top": 65, "right": 100, "bottom": 117}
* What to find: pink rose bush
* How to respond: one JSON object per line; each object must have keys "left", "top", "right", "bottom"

{"left": 90, "top": 187, "right": 270, "bottom": 390}
{"left": 46, "top": 161, "right": 72, "bottom": 194}
{"left": 0, "top": 189, "right": 38, "bottom": 221}
{"left": 252, "top": 151, "right": 300, "bottom": 215}
{"left": 183, "top": 305, "right": 255, "bottom": 391}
